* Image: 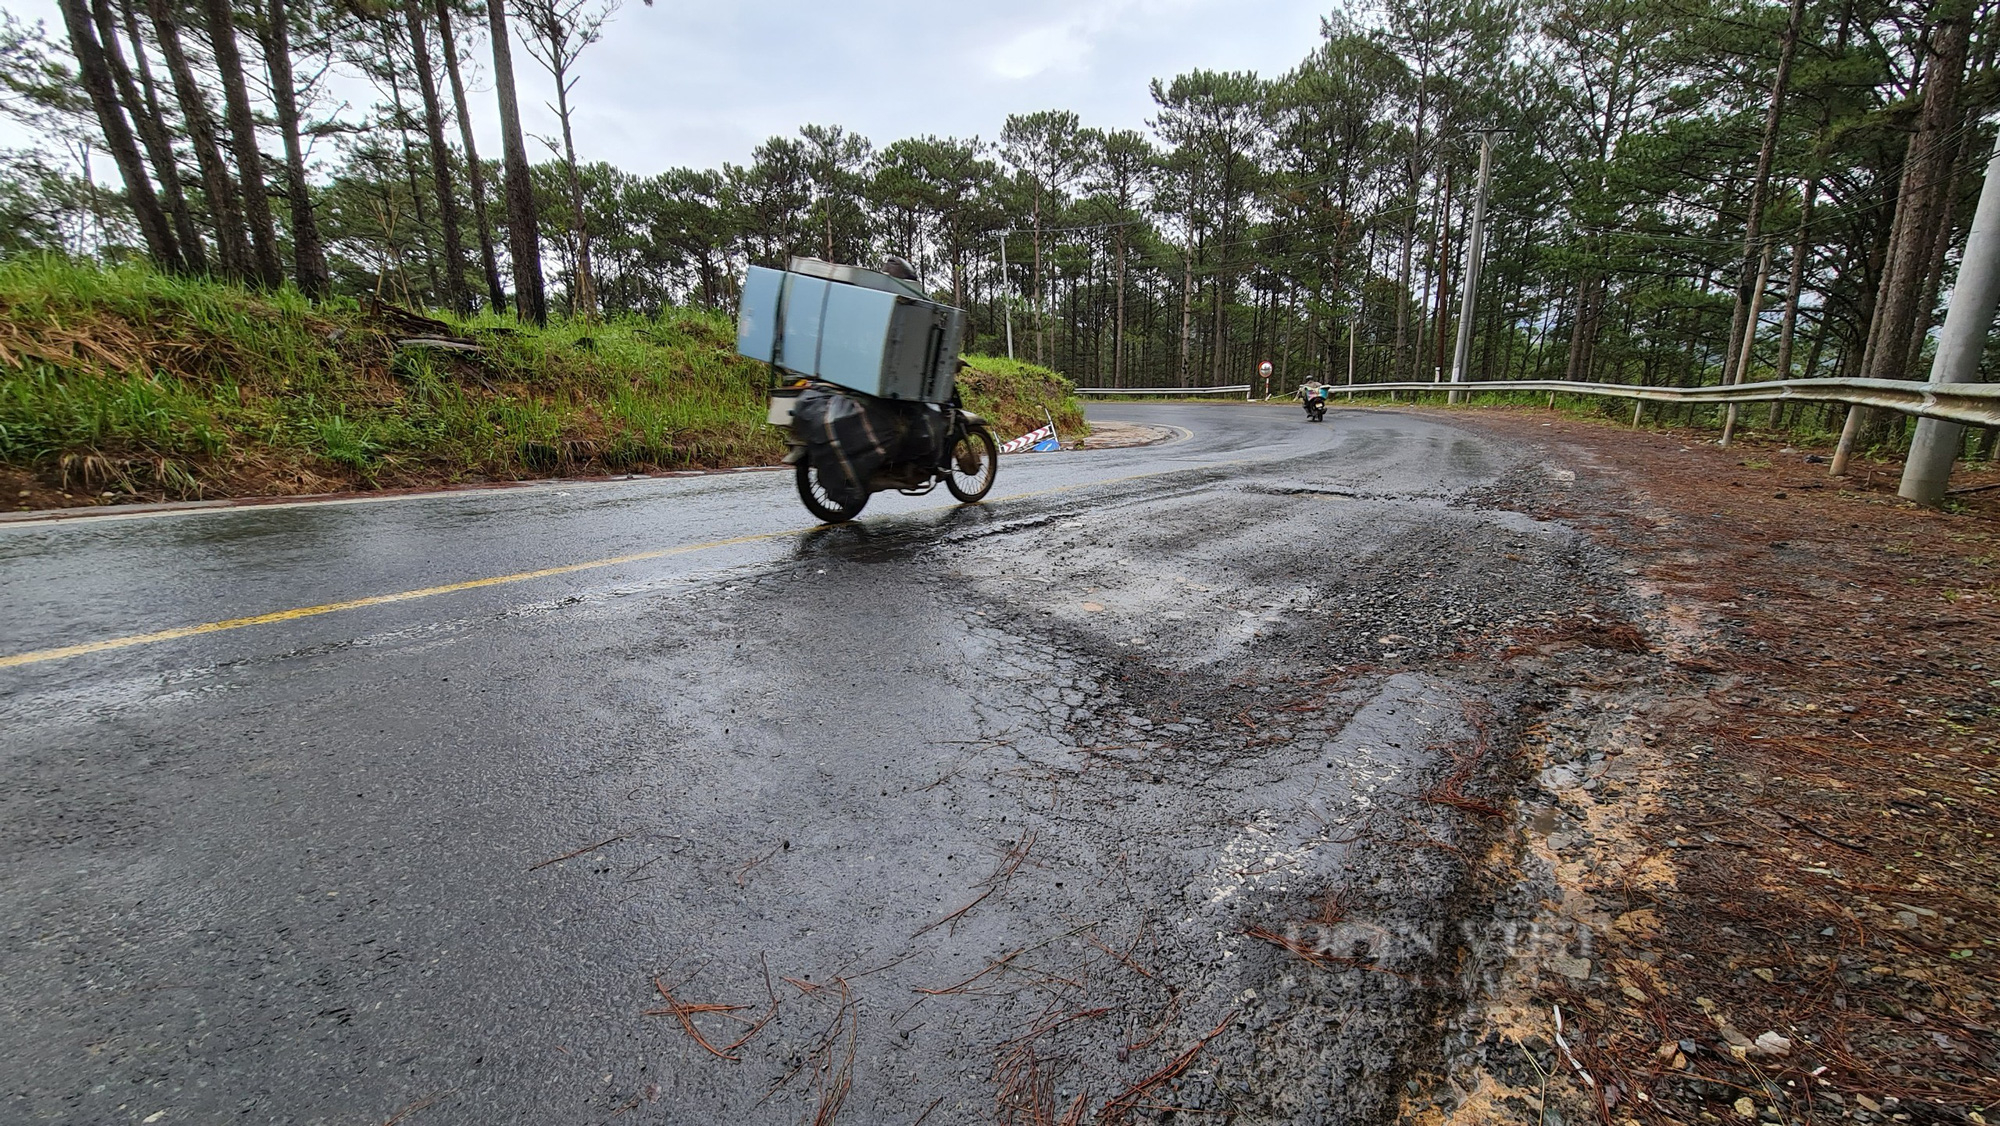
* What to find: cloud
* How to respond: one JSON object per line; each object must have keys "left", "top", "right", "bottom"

{"left": 980, "top": 0, "right": 1205, "bottom": 82}
{"left": 986, "top": 19, "right": 1094, "bottom": 81}
{"left": 0, "top": 0, "right": 1330, "bottom": 179}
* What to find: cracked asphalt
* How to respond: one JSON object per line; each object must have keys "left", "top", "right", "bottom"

{"left": 0, "top": 403, "right": 1622, "bottom": 1124}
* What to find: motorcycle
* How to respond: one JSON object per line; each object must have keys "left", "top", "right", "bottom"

{"left": 738, "top": 255, "right": 998, "bottom": 524}
{"left": 770, "top": 379, "right": 997, "bottom": 524}
{"left": 1297, "top": 381, "right": 1331, "bottom": 423}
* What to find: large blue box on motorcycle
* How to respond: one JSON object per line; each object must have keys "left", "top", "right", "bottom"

{"left": 736, "top": 258, "right": 963, "bottom": 403}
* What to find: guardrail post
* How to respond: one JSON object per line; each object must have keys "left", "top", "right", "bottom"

{"left": 1632, "top": 400, "right": 1645, "bottom": 428}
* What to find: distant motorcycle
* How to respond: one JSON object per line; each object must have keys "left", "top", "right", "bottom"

{"left": 1297, "top": 381, "right": 1331, "bottom": 422}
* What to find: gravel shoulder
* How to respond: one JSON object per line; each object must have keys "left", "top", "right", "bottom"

{"left": 1388, "top": 408, "right": 2000, "bottom": 1126}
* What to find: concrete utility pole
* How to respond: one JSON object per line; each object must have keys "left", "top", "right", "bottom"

{"left": 1900, "top": 129, "right": 2000, "bottom": 505}
{"left": 1449, "top": 131, "right": 1496, "bottom": 405}
{"left": 998, "top": 231, "right": 1016, "bottom": 360}
{"left": 1720, "top": 238, "right": 1775, "bottom": 447}
{"left": 1347, "top": 312, "right": 1358, "bottom": 390}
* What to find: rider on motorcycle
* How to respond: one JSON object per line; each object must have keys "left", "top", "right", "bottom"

{"left": 1297, "top": 380, "right": 1330, "bottom": 422}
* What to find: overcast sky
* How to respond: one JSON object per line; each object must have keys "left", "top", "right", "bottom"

{"left": 3, "top": 0, "right": 1334, "bottom": 177}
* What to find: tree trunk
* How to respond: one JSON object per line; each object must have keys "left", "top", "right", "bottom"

{"left": 200, "top": 0, "right": 284, "bottom": 288}
{"left": 488, "top": 0, "right": 546, "bottom": 324}
{"left": 1839, "top": 0, "right": 1975, "bottom": 473}
{"left": 1395, "top": 209, "right": 1414, "bottom": 376}
{"left": 1773, "top": 178, "right": 1816, "bottom": 380}
{"left": 117, "top": 0, "right": 188, "bottom": 242}
{"left": 1031, "top": 192, "right": 1045, "bottom": 364}
{"left": 1415, "top": 186, "right": 1442, "bottom": 381}
{"left": 553, "top": 70, "right": 597, "bottom": 320}
{"left": 150, "top": 0, "right": 250, "bottom": 279}
{"left": 93, "top": 0, "right": 202, "bottom": 270}
{"left": 1564, "top": 274, "right": 1592, "bottom": 382}
{"left": 1431, "top": 167, "right": 1454, "bottom": 384}
{"left": 1863, "top": 0, "right": 1973, "bottom": 382}
{"left": 381, "top": 22, "right": 442, "bottom": 302}
{"left": 259, "top": 0, "right": 328, "bottom": 297}
{"left": 435, "top": 0, "right": 504, "bottom": 312}
{"left": 1178, "top": 237, "right": 1194, "bottom": 387}
{"left": 1113, "top": 225, "right": 1127, "bottom": 386}
{"left": 1902, "top": 111, "right": 1979, "bottom": 381}
{"left": 402, "top": 0, "right": 470, "bottom": 313}
{"left": 58, "top": 0, "right": 181, "bottom": 270}
{"left": 1720, "top": 0, "right": 1807, "bottom": 385}
{"left": 1210, "top": 260, "right": 1227, "bottom": 385}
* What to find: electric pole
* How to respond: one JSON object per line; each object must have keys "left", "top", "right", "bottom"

{"left": 1449, "top": 131, "right": 1496, "bottom": 404}
{"left": 1347, "top": 312, "right": 1357, "bottom": 389}
{"left": 998, "top": 231, "right": 1016, "bottom": 360}
{"left": 1900, "top": 128, "right": 2000, "bottom": 505}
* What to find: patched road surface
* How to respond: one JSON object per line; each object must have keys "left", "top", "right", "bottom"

{"left": 1, "top": 404, "right": 1623, "bottom": 1124}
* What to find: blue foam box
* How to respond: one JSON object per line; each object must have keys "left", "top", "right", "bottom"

{"left": 736, "top": 259, "right": 962, "bottom": 403}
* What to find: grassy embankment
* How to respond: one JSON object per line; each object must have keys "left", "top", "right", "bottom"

{"left": 0, "top": 258, "right": 1083, "bottom": 510}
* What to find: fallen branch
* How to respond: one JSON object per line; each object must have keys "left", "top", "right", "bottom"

{"left": 1085, "top": 927, "right": 1157, "bottom": 980}
{"left": 1098, "top": 1010, "right": 1236, "bottom": 1122}
{"left": 1245, "top": 925, "right": 1417, "bottom": 982}
{"left": 737, "top": 843, "right": 781, "bottom": 888}
{"left": 381, "top": 1090, "right": 447, "bottom": 1126}
{"left": 811, "top": 978, "right": 859, "bottom": 1126}
{"left": 394, "top": 336, "right": 485, "bottom": 353}
{"left": 914, "top": 947, "right": 1025, "bottom": 995}
{"left": 1769, "top": 808, "right": 1873, "bottom": 854}
{"left": 528, "top": 834, "right": 625, "bottom": 871}
{"left": 648, "top": 977, "right": 749, "bottom": 1061}
{"left": 914, "top": 830, "right": 1037, "bottom": 938}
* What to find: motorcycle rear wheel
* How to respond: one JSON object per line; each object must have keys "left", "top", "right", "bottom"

{"left": 796, "top": 461, "right": 869, "bottom": 523}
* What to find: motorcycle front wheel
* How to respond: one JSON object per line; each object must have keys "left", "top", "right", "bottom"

{"left": 945, "top": 426, "right": 998, "bottom": 503}
{"left": 796, "top": 461, "right": 869, "bottom": 523}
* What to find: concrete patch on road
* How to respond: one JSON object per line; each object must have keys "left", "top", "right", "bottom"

{"left": 1075, "top": 421, "right": 1184, "bottom": 450}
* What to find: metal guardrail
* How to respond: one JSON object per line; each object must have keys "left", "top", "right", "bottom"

{"left": 1074, "top": 384, "right": 1251, "bottom": 397}
{"left": 1075, "top": 377, "right": 2000, "bottom": 428}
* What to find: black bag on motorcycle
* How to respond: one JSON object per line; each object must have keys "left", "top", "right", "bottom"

{"left": 793, "top": 385, "right": 949, "bottom": 505}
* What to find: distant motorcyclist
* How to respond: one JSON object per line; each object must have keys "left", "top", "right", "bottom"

{"left": 1296, "top": 380, "right": 1329, "bottom": 423}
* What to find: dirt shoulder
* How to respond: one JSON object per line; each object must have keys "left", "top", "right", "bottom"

{"left": 1400, "top": 407, "right": 1999, "bottom": 1126}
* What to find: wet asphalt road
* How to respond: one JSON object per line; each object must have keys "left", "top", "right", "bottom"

{"left": 0, "top": 404, "right": 1607, "bottom": 1124}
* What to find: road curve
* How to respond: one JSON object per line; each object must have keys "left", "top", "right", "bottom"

{"left": 1, "top": 404, "right": 1600, "bottom": 1124}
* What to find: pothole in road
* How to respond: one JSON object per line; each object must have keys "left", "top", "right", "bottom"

{"left": 594, "top": 470, "right": 1622, "bottom": 1124}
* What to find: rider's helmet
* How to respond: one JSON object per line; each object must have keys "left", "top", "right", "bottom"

{"left": 881, "top": 256, "right": 919, "bottom": 282}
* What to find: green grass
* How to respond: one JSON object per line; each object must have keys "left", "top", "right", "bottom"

{"left": 0, "top": 258, "right": 1084, "bottom": 506}
{"left": 957, "top": 354, "right": 1086, "bottom": 440}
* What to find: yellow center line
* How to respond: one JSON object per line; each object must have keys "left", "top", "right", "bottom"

{"left": 0, "top": 454, "right": 1252, "bottom": 672}
{"left": 0, "top": 529, "right": 792, "bottom": 670}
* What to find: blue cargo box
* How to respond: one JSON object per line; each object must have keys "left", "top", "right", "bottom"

{"left": 737, "top": 259, "right": 963, "bottom": 403}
